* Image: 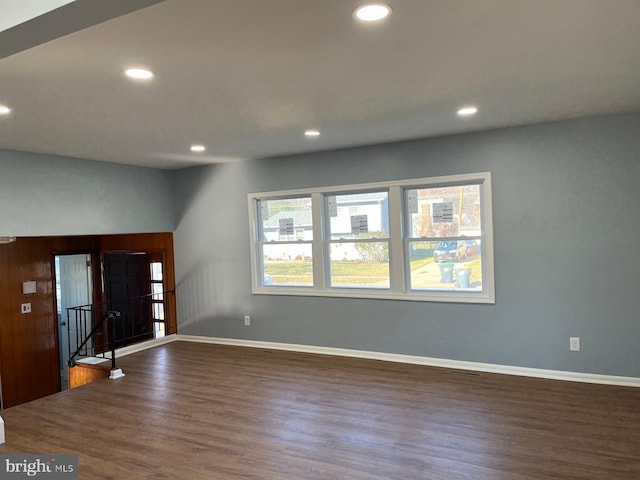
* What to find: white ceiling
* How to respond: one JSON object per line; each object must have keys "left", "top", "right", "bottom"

{"left": 1, "top": 0, "right": 639, "bottom": 169}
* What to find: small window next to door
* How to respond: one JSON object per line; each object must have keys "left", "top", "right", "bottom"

{"left": 150, "top": 256, "right": 165, "bottom": 338}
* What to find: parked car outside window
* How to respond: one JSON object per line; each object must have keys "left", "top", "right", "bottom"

{"left": 433, "top": 240, "right": 478, "bottom": 263}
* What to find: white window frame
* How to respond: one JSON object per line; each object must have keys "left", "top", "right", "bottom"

{"left": 248, "top": 172, "right": 495, "bottom": 304}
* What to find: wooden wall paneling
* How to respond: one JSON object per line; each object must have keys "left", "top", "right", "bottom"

{"left": 99, "top": 232, "right": 172, "bottom": 252}
{"left": 162, "top": 236, "right": 177, "bottom": 335}
{"left": 48, "top": 235, "right": 100, "bottom": 254}
{"left": 0, "top": 238, "right": 60, "bottom": 408}
{"left": 0, "top": 244, "right": 11, "bottom": 409}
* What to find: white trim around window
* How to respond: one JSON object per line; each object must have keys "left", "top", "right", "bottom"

{"left": 248, "top": 172, "right": 495, "bottom": 304}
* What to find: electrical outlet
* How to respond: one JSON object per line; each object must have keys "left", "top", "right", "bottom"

{"left": 244, "top": 315, "right": 251, "bottom": 326}
{"left": 570, "top": 337, "right": 580, "bottom": 352}
{"left": 21, "top": 303, "right": 32, "bottom": 314}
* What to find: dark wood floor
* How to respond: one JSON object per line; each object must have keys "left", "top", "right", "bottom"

{"left": 2, "top": 342, "right": 640, "bottom": 479}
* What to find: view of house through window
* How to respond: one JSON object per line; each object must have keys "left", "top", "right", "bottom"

{"left": 328, "top": 191, "right": 390, "bottom": 288}
{"left": 405, "top": 184, "right": 483, "bottom": 291}
{"left": 249, "top": 173, "right": 494, "bottom": 303}
{"left": 258, "top": 197, "right": 313, "bottom": 287}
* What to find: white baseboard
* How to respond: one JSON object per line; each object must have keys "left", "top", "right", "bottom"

{"left": 175, "top": 335, "right": 640, "bottom": 388}
{"left": 87, "top": 334, "right": 179, "bottom": 364}
{"left": 112, "top": 334, "right": 178, "bottom": 358}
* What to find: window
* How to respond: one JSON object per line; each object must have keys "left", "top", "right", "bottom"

{"left": 257, "top": 196, "right": 313, "bottom": 287}
{"left": 150, "top": 258, "right": 166, "bottom": 338}
{"left": 326, "top": 191, "right": 390, "bottom": 288}
{"left": 405, "top": 184, "right": 483, "bottom": 292}
{"left": 249, "top": 172, "right": 494, "bottom": 303}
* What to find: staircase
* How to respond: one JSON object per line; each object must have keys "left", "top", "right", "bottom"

{"left": 67, "top": 310, "right": 124, "bottom": 389}
{"left": 64, "top": 292, "right": 171, "bottom": 389}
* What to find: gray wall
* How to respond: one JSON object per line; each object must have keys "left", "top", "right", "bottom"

{"left": 174, "top": 113, "right": 640, "bottom": 377}
{"left": 0, "top": 149, "right": 174, "bottom": 235}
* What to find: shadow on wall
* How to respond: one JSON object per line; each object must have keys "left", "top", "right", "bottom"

{"left": 177, "top": 259, "right": 246, "bottom": 330}
{"left": 173, "top": 164, "right": 221, "bottom": 226}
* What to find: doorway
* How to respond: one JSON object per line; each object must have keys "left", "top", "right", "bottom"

{"left": 103, "top": 253, "right": 154, "bottom": 347}
{"left": 54, "top": 253, "right": 92, "bottom": 390}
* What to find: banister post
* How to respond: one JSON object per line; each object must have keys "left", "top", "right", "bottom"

{"left": 108, "top": 311, "right": 125, "bottom": 380}
{"left": 110, "top": 311, "right": 117, "bottom": 370}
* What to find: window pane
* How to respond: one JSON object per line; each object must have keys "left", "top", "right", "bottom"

{"left": 328, "top": 191, "right": 389, "bottom": 240}
{"left": 406, "top": 185, "right": 481, "bottom": 238}
{"left": 153, "top": 302, "right": 165, "bottom": 320}
{"left": 150, "top": 262, "right": 163, "bottom": 281}
{"left": 408, "top": 241, "right": 482, "bottom": 291}
{"left": 154, "top": 321, "right": 165, "bottom": 338}
{"left": 260, "top": 197, "right": 313, "bottom": 242}
{"left": 262, "top": 243, "right": 313, "bottom": 286}
{"left": 152, "top": 283, "right": 164, "bottom": 300}
{"left": 330, "top": 242, "right": 389, "bottom": 288}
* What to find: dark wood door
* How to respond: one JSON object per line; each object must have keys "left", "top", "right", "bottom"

{"left": 103, "top": 253, "right": 153, "bottom": 347}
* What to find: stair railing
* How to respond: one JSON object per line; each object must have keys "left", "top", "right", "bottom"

{"left": 64, "top": 290, "right": 173, "bottom": 374}
{"left": 68, "top": 311, "right": 121, "bottom": 370}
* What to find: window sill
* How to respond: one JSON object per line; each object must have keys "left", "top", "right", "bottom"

{"left": 252, "top": 287, "right": 495, "bottom": 304}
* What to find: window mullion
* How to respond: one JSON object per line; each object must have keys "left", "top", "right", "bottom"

{"left": 327, "top": 238, "right": 389, "bottom": 244}
{"left": 388, "top": 186, "right": 404, "bottom": 293}
{"left": 261, "top": 241, "right": 314, "bottom": 245}
{"left": 311, "top": 193, "right": 325, "bottom": 289}
{"left": 407, "top": 236, "right": 482, "bottom": 242}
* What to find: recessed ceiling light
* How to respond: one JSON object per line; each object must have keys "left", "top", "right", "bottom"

{"left": 0, "top": 105, "right": 11, "bottom": 115}
{"left": 354, "top": 3, "right": 392, "bottom": 22}
{"left": 457, "top": 106, "right": 478, "bottom": 116}
{"left": 304, "top": 130, "right": 321, "bottom": 137}
{"left": 125, "top": 68, "right": 154, "bottom": 80}
{"left": 190, "top": 144, "right": 206, "bottom": 152}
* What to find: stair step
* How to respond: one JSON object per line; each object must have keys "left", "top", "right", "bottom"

{"left": 68, "top": 363, "right": 111, "bottom": 389}
{"left": 76, "top": 356, "right": 109, "bottom": 365}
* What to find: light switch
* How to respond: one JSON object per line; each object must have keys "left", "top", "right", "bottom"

{"left": 23, "top": 281, "right": 36, "bottom": 294}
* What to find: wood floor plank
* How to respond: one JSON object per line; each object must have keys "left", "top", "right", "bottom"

{"left": 1, "top": 342, "right": 639, "bottom": 479}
